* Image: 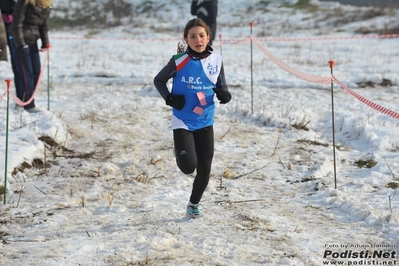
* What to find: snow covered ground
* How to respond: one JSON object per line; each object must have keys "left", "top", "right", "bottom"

{"left": 0, "top": 0, "right": 399, "bottom": 265}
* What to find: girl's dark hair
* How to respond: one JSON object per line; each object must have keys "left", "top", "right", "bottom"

{"left": 183, "top": 18, "right": 211, "bottom": 39}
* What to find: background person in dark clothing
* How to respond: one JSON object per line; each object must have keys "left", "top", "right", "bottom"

{"left": 0, "top": 10, "right": 7, "bottom": 62}
{"left": 1, "top": 0, "right": 20, "bottom": 94}
{"left": 191, "top": 0, "right": 218, "bottom": 45}
{"left": 0, "top": 0, "right": 16, "bottom": 39}
{"left": 8, "top": 0, "right": 51, "bottom": 112}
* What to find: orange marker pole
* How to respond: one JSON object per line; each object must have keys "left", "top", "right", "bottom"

{"left": 250, "top": 22, "right": 254, "bottom": 114}
{"left": 329, "top": 61, "right": 337, "bottom": 189}
{"left": 3, "top": 79, "right": 12, "bottom": 204}
{"left": 47, "top": 50, "right": 50, "bottom": 111}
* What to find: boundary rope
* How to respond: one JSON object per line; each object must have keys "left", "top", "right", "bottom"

{"left": 250, "top": 36, "right": 399, "bottom": 120}
{"left": 50, "top": 33, "right": 399, "bottom": 43}
{"left": 332, "top": 75, "right": 399, "bottom": 120}
{"left": 251, "top": 36, "right": 331, "bottom": 85}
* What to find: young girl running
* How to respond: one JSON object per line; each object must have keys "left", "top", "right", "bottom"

{"left": 153, "top": 18, "right": 231, "bottom": 218}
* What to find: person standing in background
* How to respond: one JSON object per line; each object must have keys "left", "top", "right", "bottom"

{"left": 191, "top": 0, "right": 218, "bottom": 46}
{"left": 0, "top": 10, "right": 7, "bottom": 62}
{"left": 8, "top": 0, "right": 51, "bottom": 113}
{"left": 0, "top": 0, "right": 19, "bottom": 95}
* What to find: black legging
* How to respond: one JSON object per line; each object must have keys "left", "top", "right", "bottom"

{"left": 173, "top": 126, "right": 214, "bottom": 204}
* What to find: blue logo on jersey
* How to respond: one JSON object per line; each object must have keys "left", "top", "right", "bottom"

{"left": 207, "top": 63, "right": 219, "bottom": 75}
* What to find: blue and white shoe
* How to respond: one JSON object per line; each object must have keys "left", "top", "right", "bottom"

{"left": 186, "top": 203, "right": 201, "bottom": 218}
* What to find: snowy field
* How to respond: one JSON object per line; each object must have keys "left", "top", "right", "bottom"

{"left": 0, "top": 0, "right": 399, "bottom": 265}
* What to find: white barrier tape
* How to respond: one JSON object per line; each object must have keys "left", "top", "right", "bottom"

{"left": 332, "top": 75, "right": 399, "bottom": 120}
{"left": 255, "top": 33, "right": 399, "bottom": 42}
{"left": 251, "top": 36, "right": 331, "bottom": 85}
{"left": 50, "top": 33, "right": 399, "bottom": 43}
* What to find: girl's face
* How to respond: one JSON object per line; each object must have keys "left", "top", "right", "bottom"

{"left": 185, "top": 26, "right": 210, "bottom": 53}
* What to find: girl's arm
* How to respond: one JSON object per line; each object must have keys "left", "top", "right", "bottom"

{"left": 214, "top": 63, "right": 231, "bottom": 104}
{"left": 154, "top": 56, "right": 177, "bottom": 100}
{"left": 216, "top": 63, "right": 228, "bottom": 91}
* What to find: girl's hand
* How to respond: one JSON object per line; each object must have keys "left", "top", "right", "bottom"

{"left": 166, "top": 93, "right": 186, "bottom": 110}
{"left": 213, "top": 88, "right": 231, "bottom": 104}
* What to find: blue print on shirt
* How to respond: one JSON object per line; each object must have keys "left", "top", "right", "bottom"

{"left": 171, "top": 53, "right": 222, "bottom": 131}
